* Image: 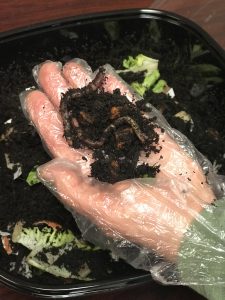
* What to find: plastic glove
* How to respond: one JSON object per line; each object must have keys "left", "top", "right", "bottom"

{"left": 20, "top": 58, "right": 225, "bottom": 290}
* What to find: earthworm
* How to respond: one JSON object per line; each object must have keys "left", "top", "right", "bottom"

{"left": 113, "top": 116, "right": 148, "bottom": 144}
{"left": 59, "top": 67, "right": 107, "bottom": 145}
{"left": 59, "top": 94, "right": 74, "bottom": 146}
{"left": 86, "top": 67, "right": 106, "bottom": 92}
{"left": 76, "top": 116, "right": 148, "bottom": 149}
{"left": 76, "top": 124, "right": 116, "bottom": 148}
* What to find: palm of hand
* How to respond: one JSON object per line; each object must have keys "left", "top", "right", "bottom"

{"left": 21, "top": 59, "right": 214, "bottom": 261}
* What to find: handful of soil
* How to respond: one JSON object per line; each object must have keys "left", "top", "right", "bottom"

{"left": 60, "top": 67, "right": 161, "bottom": 183}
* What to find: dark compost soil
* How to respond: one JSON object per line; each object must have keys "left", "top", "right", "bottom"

{"left": 60, "top": 68, "right": 161, "bottom": 183}
{"left": 0, "top": 16, "right": 225, "bottom": 285}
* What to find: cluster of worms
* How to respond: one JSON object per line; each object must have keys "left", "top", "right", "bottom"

{"left": 60, "top": 67, "right": 161, "bottom": 183}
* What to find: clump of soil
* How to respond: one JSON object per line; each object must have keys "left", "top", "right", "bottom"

{"left": 60, "top": 68, "right": 161, "bottom": 183}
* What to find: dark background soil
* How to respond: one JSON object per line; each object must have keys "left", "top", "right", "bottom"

{"left": 0, "top": 16, "right": 225, "bottom": 285}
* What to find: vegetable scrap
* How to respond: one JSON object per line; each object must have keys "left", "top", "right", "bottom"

{"left": 26, "top": 166, "right": 41, "bottom": 186}
{"left": 6, "top": 221, "right": 99, "bottom": 280}
{"left": 1, "top": 235, "right": 13, "bottom": 255}
{"left": 117, "top": 54, "right": 173, "bottom": 96}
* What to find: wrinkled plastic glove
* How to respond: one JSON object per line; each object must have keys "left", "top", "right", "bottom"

{"left": 20, "top": 58, "right": 225, "bottom": 293}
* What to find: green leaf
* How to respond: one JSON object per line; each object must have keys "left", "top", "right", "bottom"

{"left": 143, "top": 69, "right": 160, "bottom": 88}
{"left": 152, "top": 79, "right": 167, "bottom": 93}
{"left": 131, "top": 82, "right": 146, "bottom": 96}
{"left": 12, "top": 222, "right": 75, "bottom": 250}
{"left": 122, "top": 54, "right": 159, "bottom": 75}
{"left": 27, "top": 255, "right": 92, "bottom": 280}
{"left": 26, "top": 167, "right": 40, "bottom": 186}
{"left": 190, "top": 64, "right": 221, "bottom": 75}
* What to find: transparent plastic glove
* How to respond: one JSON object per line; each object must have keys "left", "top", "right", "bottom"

{"left": 20, "top": 58, "right": 225, "bottom": 288}
{"left": 37, "top": 157, "right": 212, "bottom": 262}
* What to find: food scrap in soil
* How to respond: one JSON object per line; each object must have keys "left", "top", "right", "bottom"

{"left": 60, "top": 67, "right": 161, "bottom": 183}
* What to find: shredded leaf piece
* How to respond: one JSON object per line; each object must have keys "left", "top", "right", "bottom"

{"left": 118, "top": 54, "right": 170, "bottom": 96}
{"left": 26, "top": 167, "right": 40, "bottom": 186}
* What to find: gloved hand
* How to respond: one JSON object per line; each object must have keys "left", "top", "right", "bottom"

{"left": 20, "top": 58, "right": 224, "bottom": 289}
